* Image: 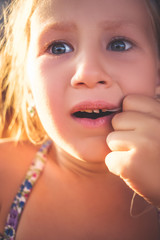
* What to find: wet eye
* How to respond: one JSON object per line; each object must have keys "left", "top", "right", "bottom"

{"left": 107, "top": 39, "right": 132, "bottom": 52}
{"left": 48, "top": 41, "right": 73, "bottom": 55}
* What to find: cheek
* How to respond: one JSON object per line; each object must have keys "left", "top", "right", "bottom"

{"left": 27, "top": 57, "right": 66, "bottom": 102}
{"left": 114, "top": 58, "right": 157, "bottom": 97}
{"left": 27, "top": 57, "right": 67, "bottom": 133}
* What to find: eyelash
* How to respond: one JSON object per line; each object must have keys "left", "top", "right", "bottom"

{"left": 46, "top": 37, "right": 134, "bottom": 55}
{"left": 47, "top": 41, "right": 74, "bottom": 55}
{"left": 107, "top": 37, "right": 134, "bottom": 52}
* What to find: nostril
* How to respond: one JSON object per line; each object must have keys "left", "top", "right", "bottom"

{"left": 78, "top": 82, "right": 84, "bottom": 85}
{"left": 98, "top": 81, "right": 106, "bottom": 84}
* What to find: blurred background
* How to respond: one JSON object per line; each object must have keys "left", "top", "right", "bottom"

{"left": 0, "top": 0, "right": 10, "bottom": 33}
{"left": 0, "top": 0, "right": 10, "bottom": 9}
{"left": 0, "top": 0, "right": 10, "bottom": 15}
{"left": 0, "top": 0, "right": 5, "bottom": 10}
{"left": 0, "top": 0, "right": 9, "bottom": 12}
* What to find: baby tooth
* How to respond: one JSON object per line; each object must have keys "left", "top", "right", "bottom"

{"left": 101, "top": 109, "right": 108, "bottom": 112}
{"left": 93, "top": 109, "right": 100, "bottom": 113}
{"left": 84, "top": 110, "right": 93, "bottom": 113}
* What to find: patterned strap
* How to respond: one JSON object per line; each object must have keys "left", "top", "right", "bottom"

{"left": 157, "top": 208, "right": 160, "bottom": 225}
{"left": 0, "top": 140, "right": 52, "bottom": 240}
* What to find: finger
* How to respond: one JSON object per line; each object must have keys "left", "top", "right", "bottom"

{"left": 105, "top": 150, "right": 160, "bottom": 205}
{"left": 111, "top": 111, "right": 159, "bottom": 131}
{"left": 123, "top": 94, "right": 160, "bottom": 119}
{"left": 105, "top": 150, "right": 132, "bottom": 176}
{"left": 107, "top": 130, "right": 137, "bottom": 151}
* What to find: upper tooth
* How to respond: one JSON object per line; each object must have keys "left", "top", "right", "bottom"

{"left": 93, "top": 109, "right": 100, "bottom": 113}
{"left": 79, "top": 108, "right": 121, "bottom": 113}
{"left": 101, "top": 109, "right": 108, "bottom": 112}
{"left": 84, "top": 110, "right": 93, "bottom": 113}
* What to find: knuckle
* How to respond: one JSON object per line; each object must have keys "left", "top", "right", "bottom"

{"left": 106, "top": 131, "right": 116, "bottom": 146}
{"left": 123, "top": 95, "right": 134, "bottom": 109}
{"left": 111, "top": 112, "right": 122, "bottom": 128}
{"left": 120, "top": 150, "right": 137, "bottom": 179}
{"left": 146, "top": 115, "right": 160, "bottom": 130}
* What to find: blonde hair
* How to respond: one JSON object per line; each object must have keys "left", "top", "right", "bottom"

{"left": 146, "top": 0, "right": 160, "bottom": 56}
{"left": 0, "top": 0, "right": 46, "bottom": 143}
{"left": 0, "top": 0, "right": 160, "bottom": 143}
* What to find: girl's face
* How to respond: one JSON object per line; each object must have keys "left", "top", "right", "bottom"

{"left": 27, "top": 0, "right": 160, "bottom": 162}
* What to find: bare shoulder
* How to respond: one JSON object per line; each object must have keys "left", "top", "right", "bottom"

{"left": 0, "top": 138, "right": 39, "bottom": 173}
{"left": 0, "top": 137, "right": 39, "bottom": 187}
{"left": 0, "top": 139, "right": 40, "bottom": 228}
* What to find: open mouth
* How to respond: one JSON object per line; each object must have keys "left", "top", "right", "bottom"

{"left": 72, "top": 108, "right": 121, "bottom": 119}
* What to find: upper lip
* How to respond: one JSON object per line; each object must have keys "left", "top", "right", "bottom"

{"left": 71, "top": 101, "right": 121, "bottom": 114}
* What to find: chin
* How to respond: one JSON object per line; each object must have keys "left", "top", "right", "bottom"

{"left": 78, "top": 151, "right": 109, "bottom": 163}
{"left": 72, "top": 141, "right": 110, "bottom": 163}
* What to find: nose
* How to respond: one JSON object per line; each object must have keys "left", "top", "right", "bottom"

{"left": 71, "top": 57, "right": 113, "bottom": 89}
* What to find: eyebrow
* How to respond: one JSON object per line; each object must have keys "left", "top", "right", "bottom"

{"left": 98, "top": 20, "right": 139, "bottom": 30}
{"left": 40, "top": 21, "right": 78, "bottom": 34}
{"left": 36, "top": 19, "right": 142, "bottom": 46}
{"left": 39, "top": 19, "right": 138, "bottom": 34}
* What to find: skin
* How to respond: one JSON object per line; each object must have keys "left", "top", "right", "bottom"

{"left": 27, "top": 0, "right": 160, "bottom": 196}
{"left": 0, "top": 0, "right": 160, "bottom": 239}
{"left": 106, "top": 95, "right": 160, "bottom": 206}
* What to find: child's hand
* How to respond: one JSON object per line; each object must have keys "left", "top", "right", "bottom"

{"left": 105, "top": 95, "right": 160, "bottom": 207}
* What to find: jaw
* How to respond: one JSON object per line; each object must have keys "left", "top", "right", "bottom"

{"left": 54, "top": 139, "right": 110, "bottom": 177}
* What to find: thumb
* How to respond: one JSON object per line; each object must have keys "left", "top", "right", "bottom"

{"left": 105, "top": 151, "right": 131, "bottom": 177}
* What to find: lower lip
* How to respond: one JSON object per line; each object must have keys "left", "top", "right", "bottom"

{"left": 72, "top": 114, "right": 114, "bottom": 128}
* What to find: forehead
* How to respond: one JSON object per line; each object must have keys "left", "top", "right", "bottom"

{"left": 30, "top": 0, "right": 154, "bottom": 45}
{"left": 33, "top": 0, "right": 151, "bottom": 25}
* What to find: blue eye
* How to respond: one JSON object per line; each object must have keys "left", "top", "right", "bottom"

{"left": 48, "top": 41, "right": 73, "bottom": 55}
{"left": 107, "top": 39, "right": 132, "bottom": 52}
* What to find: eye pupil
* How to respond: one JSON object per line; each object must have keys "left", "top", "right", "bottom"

{"left": 111, "top": 41, "right": 125, "bottom": 51}
{"left": 51, "top": 44, "right": 66, "bottom": 55}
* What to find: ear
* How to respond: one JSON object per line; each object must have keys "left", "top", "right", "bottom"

{"left": 155, "top": 61, "right": 160, "bottom": 96}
